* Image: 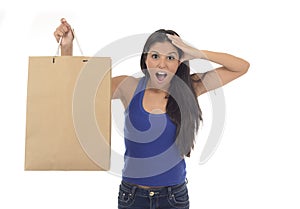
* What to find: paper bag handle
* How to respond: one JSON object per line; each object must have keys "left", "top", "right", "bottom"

{"left": 55, "top": 28, "right": 84, "bottom": 56}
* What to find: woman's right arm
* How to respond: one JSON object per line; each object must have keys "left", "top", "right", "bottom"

{"left": 54, "top": 19, "right": 138, "bottom": 103}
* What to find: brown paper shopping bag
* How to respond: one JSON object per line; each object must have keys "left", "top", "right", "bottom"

{"left": 25, "top": 56, "right": 111, "bottom": 170}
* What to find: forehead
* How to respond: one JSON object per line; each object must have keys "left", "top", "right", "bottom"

{"left": 148, "top": 41, "right": 178, "bottom": 55}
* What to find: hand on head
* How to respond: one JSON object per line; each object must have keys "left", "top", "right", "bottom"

{"left": 166, "top": 34, "right": 203, "bottom": 62}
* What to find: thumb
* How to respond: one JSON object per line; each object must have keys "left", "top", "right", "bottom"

{"left": 60, "top": 18, "right": 72, "bottom": 29}
{"left": 60, "top": 18, "right": 67, "bottom": 23}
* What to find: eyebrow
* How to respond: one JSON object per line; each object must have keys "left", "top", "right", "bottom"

{"left": 149, "top": 50, "right": 178, "bottom": 56}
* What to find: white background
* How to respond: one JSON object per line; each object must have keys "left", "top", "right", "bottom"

{"left": 1, "top": 0, "right": 300, "bottom": 208}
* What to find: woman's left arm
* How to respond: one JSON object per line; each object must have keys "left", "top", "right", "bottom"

{"left": 194, "top": 50, "right": 250, "bottom": 96}
{"left": 167, "top": 34, "right": 250, "bottom": 96}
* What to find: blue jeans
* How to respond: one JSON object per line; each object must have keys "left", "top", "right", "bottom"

{"left": 118, "top": 181, "right": 189, "bottom": 209}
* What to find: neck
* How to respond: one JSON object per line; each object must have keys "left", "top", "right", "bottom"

{"left": 146, "top": 80, "right": 170, "bottom": 99}
{"left": 147, "top": 79, "right": 170, "bottom": 93}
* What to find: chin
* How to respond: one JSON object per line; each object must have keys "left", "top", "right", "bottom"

{"left": 149, "top": 76, "right": 172, "bottom": 91}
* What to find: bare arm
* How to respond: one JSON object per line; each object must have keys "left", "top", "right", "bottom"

{"left": 193, "top": 50, "right": 249, "bottom": 96}
{"left": 53, "top": 19, "right": 138, "bottom": 104}
{"left": 112, "top": 76, "right": 139, "bottom": 108}
{"left": 167, "top": 34, "right": 250, "bottom": 96}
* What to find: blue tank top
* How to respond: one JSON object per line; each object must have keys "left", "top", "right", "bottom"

{"left": 122, "top": 76, "right": 186, "bottom": 186}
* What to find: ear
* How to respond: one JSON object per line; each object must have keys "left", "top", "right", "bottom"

{"left": 178, "top": 58, "right": 184, "bottom": 67}
{"left": 179, "top": 55, "right": 187, "bottom": 63}
{"left": 142, "top": 53, "right": 149, "bottom": 71}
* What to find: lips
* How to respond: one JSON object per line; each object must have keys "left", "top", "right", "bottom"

{"left": 155, "top": 71, "right": 167, "bottom": 82}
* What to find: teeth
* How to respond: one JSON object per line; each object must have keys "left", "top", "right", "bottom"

{"left": 157, "top": 72, "right": 167, "bottom": 76}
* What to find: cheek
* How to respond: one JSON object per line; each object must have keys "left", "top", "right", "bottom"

{"left": 146, "top": 60, "right": 158, "bottom": 70}
{"left": 169, "top": 62, "right": 180, "bottom": 74}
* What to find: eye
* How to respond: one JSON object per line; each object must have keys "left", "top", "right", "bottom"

{"left": 167, "top": 56, "right": 175, "bottom": 60}
{"left": 151, "top": 54, "right": 159, "bottom": 59}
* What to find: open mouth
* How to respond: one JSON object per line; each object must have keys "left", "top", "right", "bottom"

{"left": 155, "top": 71, "right": 167, "bottom": 82}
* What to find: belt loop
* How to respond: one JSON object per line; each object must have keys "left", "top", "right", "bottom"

{"left": 131, "top": 185, "right": 137, "bottom": 195}
{"left": 167, "top": 186, "right": 172, "bottom": 194}
{"left": 167, "top": 186, "right": 173, "bottom": 199}
{"left": 185, "top": 178, "right": 189, "bottom": 185}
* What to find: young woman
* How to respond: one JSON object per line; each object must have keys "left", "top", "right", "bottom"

{"left": 54, "top": 18, "right": 249, "bottom": 209}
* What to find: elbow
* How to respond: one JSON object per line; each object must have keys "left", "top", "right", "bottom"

{"left": 240, "top": 60, "right": 250, "bottom": 75}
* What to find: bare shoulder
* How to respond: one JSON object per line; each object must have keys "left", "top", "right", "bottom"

{"left": 112, "top": 75, "right": 140, "bottom": 107}
{"left": 114, "top": 75, "right": 139, "bottom": 84}
{"left": 112, "top": 75, "right": 139, "bottom": 92}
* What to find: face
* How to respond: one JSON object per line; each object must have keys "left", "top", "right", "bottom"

{"left": 145, "top": 41, "right": 180, "bottom": 90}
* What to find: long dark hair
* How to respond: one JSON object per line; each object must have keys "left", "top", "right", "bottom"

{"left": 140, "top": 29, "right": 203, "bottom": 157}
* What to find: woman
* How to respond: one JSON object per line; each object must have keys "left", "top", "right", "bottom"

{"left": 54, "top": 18, "right": 249, "bottom": 209}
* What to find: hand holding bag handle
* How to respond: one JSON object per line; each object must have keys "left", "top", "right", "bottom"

{"left": 54, "top": 28, "right": 84, "bottom": 66}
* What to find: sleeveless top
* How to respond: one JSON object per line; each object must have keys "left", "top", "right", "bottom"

{"left": 122, "top": 76, "right": 186, "bottom": 186}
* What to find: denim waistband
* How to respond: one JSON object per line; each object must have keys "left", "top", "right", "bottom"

{"left": 120, "top": 180, "right": 187, "bottom": 198}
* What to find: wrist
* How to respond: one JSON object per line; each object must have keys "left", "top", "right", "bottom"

{"left": 197, "top": 49, "right": 207, "bottom": 59}
{"left": 61, "top": 44, "right": 73, "bottom": 56}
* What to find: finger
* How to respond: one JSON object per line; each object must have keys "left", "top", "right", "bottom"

{"left": 56, "top": 25, "right": 70, "bottom": 36}
{"left": 166, "top": 34, "right": 174, "bottom": 40}
{"left": 55, "top": 27, "right": 65, "bottom": 36}
{"left": 60, "top": 18, "right": 67, "bottom": 24}
{"left": 170, "top": 39, "right": 184, "bottom": 48}
{"left": 54, "top": 32, "right": 60, "bottom": 42}
{"left": 167, "top": 35, "right": 183, "bottom": 47}
{"left": 60, "top": 18, "right": 72, "bottom": 29}
{"left": 54, "top": 30, "right": 63, "bottom": 42}
{"left": 62, "top": 25, "right": 69, "bottom": 33}
{"left": 166, "top": 34, "right": 180, "bottom": 41}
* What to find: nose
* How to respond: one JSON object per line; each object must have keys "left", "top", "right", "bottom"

{"left": 158, "top": 57, "right": 167, "bottom": 69}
